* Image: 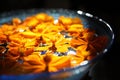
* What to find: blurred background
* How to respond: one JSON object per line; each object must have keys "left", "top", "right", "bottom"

{"left": 0, "top": 0, "right": 119, "bottom": 80}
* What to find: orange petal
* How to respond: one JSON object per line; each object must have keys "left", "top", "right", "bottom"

{"left": 48, "top": 55, "right": 71, "bottom": 72}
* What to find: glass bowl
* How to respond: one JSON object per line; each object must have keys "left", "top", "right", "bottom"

{"left": 0, "top": 9, "right": 114, "bottom": 80}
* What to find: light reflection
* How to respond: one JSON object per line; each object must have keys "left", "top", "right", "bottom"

{"left": 85, "top": 13, "right": 93, "bottom": 17}
{"left": 54, "top": 19, "right": 58, "bottom": 24}
{"left": 71, "top": 60, "right": 77, "bottom": 64}
{"left": 103, "top": 48, "right": 108, "bottom": 53}
{"left": 67, "top": 50, "right": 76, "bottom": 55}
{"left": 19, "top": 29, "right": 25, "bottom": 32}
{"left": 80, "top": 60, "right": 88, "bottom": 66}
{"left": 77, "top": 10, "right": 83, "bottom": 14}
{"left": 99, "top": 18, "right": 103, "bottom": 21}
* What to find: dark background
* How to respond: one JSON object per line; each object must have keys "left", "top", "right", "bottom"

{"left": 0, "top": 0, "right": 120, "bottom": 80}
